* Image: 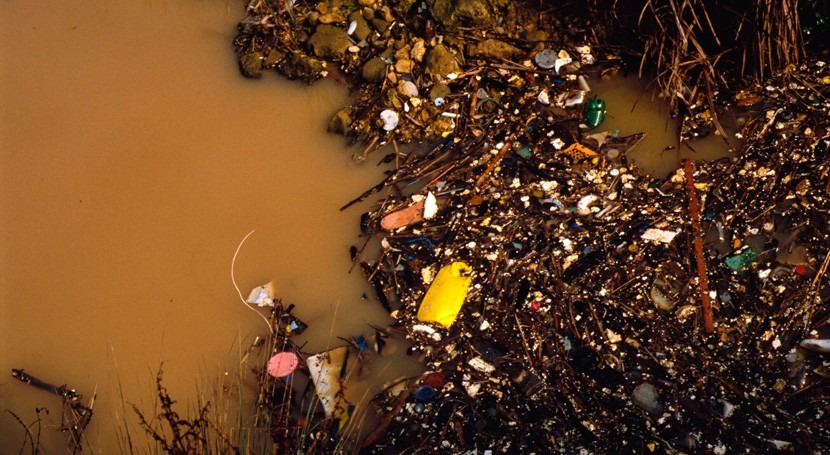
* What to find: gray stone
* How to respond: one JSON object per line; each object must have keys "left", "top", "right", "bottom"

{"left": 347, "top": 12, "right": 372, "bottom": 42}
{"left": 425, "top": 44, "right": 461, "bottom": 77}
{"left": 239, "top": 51, "right": 264, "bottom": 78}
{"left": 276, "top": 52, "right": 327, "bottom": 83}
{"left": 632, "top": 382, "right": 662, "bottom": 414}
{"left": 362, "top": 57, "right": 388, "bottom": 82}
{"left": 308, "top": 25, "right": 351, "bottom": 59}
{"left": 467, "top": 39, "right": 520, "bottom": 60}
{"left": 329, "top": 107, "right": 353, "bottom": 135}
{"left": 455, "top": 0, "right": 492, "bottom": 25}
{"left": 429, "top": 82, "right": 451, "bottom": 101}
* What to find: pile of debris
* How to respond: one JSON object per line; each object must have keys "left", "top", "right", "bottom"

{"left": 354, "top": 62, "right": 830, "bottom": 453}
{"left": 234, "top": 0, "right": 830, "bottom": 452}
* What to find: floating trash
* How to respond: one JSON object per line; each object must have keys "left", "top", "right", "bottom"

{"left": 417, "top": 261, "right": 473, "bottom": 327}
{"left": 379, "top": 109, "right": 399, "bottom": 131}
{"left": 725, "top": 247, "right": 757, "bottom": 271}
{"left": 582, "top": 97, "right": 606, "bottom": 129}
{"left": 381, "top": 199, "right": 425, "bottom": 231}
{"left": 423, "top": 192, "right": 438, "bottom": 219}
{"left": 534, "top": 48, "right": 557, "bottom": 68}
{"left": 246, "top": 282, "right": 276, "bottom": 307}
{"left": 267, "top": 352, "right": 299, "bottom": 378}
{"left": 641, "top": 228, "right": 679, "bottom": 244}
{"left": 307, "top": 346, "right": 350, "bottom": 418}
{"left": 799, "top": 339, "right": 830, "bottom": 353}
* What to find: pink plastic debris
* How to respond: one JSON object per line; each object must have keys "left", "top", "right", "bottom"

{"left": 267, "top": 352, "right": 299, "bottom": 378}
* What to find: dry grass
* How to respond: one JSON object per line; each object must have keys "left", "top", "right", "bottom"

{"left": 633, "top": 0, "right": 805, "bottom": 114}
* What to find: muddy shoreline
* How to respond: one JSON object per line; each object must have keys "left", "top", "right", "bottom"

{"left": 233, "top": 0, "right": 829, "bottom": 452}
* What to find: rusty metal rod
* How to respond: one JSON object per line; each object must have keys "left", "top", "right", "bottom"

{"left": 684, "top": 159, "right": 714, "bottom": 333}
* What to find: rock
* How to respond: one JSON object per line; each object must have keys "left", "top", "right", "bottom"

{"left": 394, "top": 45, "right": 412, "bottom": 61}
{"left": 329, "top": 107, "right": 353, "bottom": 135}
{"left": 358, "top": 0, "right": 375, "bottom": 6}
{"left": 263, "top": 49, "right": 285, "bottom": 68}
{"left": 523, "top": 29, "right": 549, "bottom": 42}
{"left": 429, "top": 82, "right": 451, "bottom": 101}
{"left": 378, "top": 5, "right": 395, "bottom": 22}
{"left": 239, "top": 51, "right": 264, "bottom": 78}
{"left": 362, "top": 57, "right": 388, "bottom": 82}
{"left": 429, "top": 0, "right": 455, "bottom": 27}
{"left": 467, "top": 39, "right": 520, "bottom": 60}
{"left": 308, "top": 25, "right": 351, "bottom": 59}
{"left": 632, "top": 382, "right": 662, "bottom": 414}
{"left": 371, "top": 18, "right": 390, "bottom": 33}
{"left": 276, "top": 52, "right": 327, "bottom": 83}
{"left": 395, "top": 59, "right": 416, "bottom": 74}
{"left": 455, "top": 0, "right": 492, "bottom": 25}
{"left": 347, "top": 12, "right": 372, "bottom": 41}
{"left": 410, "top": 38, "right": 427, "bottom": 62}
{"left": 425, "top": 44, "right": 461, "bottom": 78}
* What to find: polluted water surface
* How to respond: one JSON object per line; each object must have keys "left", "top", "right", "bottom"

{"left": 0, "top": 0, "right": 423, "bottom": 451}
{"left": 1, "top": 1, "right": 739, "bottom": 453}
{"left": 589, "top": 75, "right": 734, "bottom": 178}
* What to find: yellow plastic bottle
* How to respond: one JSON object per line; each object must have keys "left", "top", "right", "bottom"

{"left": 417, "top": 262, "right": 473, "bottom": 328}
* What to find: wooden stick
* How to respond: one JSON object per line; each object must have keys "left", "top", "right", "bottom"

{"left": 684, "top": 159, "right": 714, "bottom": 333}
{"left": 473, "top": 132, "right": 517, "bottom": 191}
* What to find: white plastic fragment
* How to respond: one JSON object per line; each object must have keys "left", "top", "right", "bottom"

{"left": 464, "top": 380, "right": 481, "bottom": 397}
{"left": 799, "top": 338, "right": 830, "bottom": 353}
{"left": 468, "top": 357, "right": 495, "bottom": 374}
{"left": 577, "top": 75, "right": 591, "bottom": 92}
{"left": 576, "top": 194, "right": 599, "bottom": 215}
{"left": 347, "top": 20, "right": 357, "bottom": 35}
{"left": 768, "top": 440, "right": 793, "bottom": 450}
{"left": 424, "top": 192, "right": 438, "bottom": 219}
{"left": 246, "top": 282, "right": 276, "bottom": 307}
{"left": 641, "top": 228, "right": 679, "bottom": 244}
{"left": 307, "top": 347, "right": 349, "bottom": 418}
{"left": 379, "top": 109, "right": 399, "bottom": 131}
{"left": 562, "top": 90, "right": 585, "bottom": 107}
{"left": 554, "top": 56, "right": 573, "bottom": 74}
{"left": 722, "top": 400, "right": 735, "bottom": 418}
{"left": 537, "top": 90, "right": 550, "bottom": 105}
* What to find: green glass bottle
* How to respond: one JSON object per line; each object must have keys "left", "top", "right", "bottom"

{"left": 583, "top": 98, "right": 606, "bottom": 130}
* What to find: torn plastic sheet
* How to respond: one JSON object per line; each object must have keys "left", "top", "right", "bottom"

{"left": 246, "top": 282, "right": 276, "bottom": 307}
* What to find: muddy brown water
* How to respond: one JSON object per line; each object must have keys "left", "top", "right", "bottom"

{"left": 0, "top": 1, "right": 732, "bottom": 451}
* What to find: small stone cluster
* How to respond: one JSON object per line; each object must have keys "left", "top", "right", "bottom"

{"left": 234, "top": 0, "right": 612, "bottom": 155}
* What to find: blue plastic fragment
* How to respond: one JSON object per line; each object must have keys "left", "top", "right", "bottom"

{"left": 415, "top": 385, "right": 437, "bottom": 403}
{"left": 353, "top": 335, "right": 369, "bottom": 352}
